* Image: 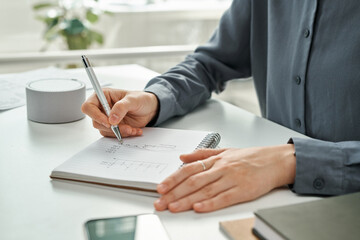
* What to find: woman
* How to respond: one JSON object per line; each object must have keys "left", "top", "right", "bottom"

{"left": 82, "top": 0, "right": 360, "bottom": 213}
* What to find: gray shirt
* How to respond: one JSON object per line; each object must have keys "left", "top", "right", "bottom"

{"left": 144, "top": 0, "right": 360, "bottom": 195}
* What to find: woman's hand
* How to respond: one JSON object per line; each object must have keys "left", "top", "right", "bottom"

{"left": 154, "top": 144, "right": 296, "bottom": 213}
{"left": 82, "top": 89, "right": 159, "bottom": 138}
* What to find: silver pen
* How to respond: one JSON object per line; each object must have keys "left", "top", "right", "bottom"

{"left": 81, "top": 55, "right": 123, "bottom": 143}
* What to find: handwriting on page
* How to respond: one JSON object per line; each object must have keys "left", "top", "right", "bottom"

{"left": 52, "top": 129, "right": 211, "bottom": 186}
{"left": 105, "top": 143, "right": 177, "bottom": 153}
{"left": 94, "top": 142, "right": 179, "bottom": 175}
{"left": 99, "top": 158, "right": 168, "bottom": 174}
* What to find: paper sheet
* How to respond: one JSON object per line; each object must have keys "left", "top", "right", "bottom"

{"left": 0, "top": 67, "right": 110, "bottom": 110}
{"left": 51, "top": 128, "right": 211, "bottom": 189}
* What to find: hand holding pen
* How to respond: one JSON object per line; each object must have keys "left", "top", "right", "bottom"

{"left": 82, "top": 55, "right": 123, "bottom": 143}
{"left": 81, "top": 56, "right": 160, "bottom": 140}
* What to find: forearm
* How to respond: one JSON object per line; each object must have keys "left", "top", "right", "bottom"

{"left": 144, "top": 0, "right": 252, "bottom": 125}
{"left": 144, "top": 58, "right": 214, "bottom": 125}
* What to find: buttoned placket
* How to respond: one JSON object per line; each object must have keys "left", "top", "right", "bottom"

{"left": 291, "top": 0, "right": 319, "bottom": 135}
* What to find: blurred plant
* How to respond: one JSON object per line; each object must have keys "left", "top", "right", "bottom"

{"left": 33, "top": 0, "right": 109, "bottom": 51}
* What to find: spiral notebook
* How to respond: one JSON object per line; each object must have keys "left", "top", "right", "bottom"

{"left": 50, "top": 127, "right": 220, "bottom": 195}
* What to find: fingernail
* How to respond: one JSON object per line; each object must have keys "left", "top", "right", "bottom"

{"left": 194, "top": 202, "right": 203, "bottom": 209}
{"left": 169, "top": 202, "right": 180, "bottom": 210}
{"left": 110, "top": 114, "right": 119, "bottom": 123}
{"left": 137, "top": 129, "right": 142, "bottom": 135}
{"left": 155, "top": 199, "right": 164, "bottom": 209}
{"left": 157, "top": 184, "right": 168, "bottom": 193}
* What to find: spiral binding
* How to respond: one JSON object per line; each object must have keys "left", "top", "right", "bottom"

{"left": 179, "top": 132, "right": 221, "bottom": 168}
{"left": 196, "top": 132, "right": 221, "bottom": 149}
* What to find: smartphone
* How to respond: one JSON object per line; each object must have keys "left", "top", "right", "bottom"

{"left": 84, "top": 213, "right": 170, "bottom": 240}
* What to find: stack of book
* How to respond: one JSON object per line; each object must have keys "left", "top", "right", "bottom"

{"left": 220, "top": 192, "right": 360, "bottom": 240}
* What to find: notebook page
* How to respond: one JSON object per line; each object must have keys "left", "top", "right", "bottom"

{"left": 51, "top": 128, "right": 211, "bottom": 189}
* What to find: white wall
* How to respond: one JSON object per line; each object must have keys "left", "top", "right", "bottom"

{"left": 0, "top": 0, "right": 230, "bottom": 73}
{"left": 0, "top": 0, "right": 260, "bottom": 115}
{"left": 0, "top": 1, "right": 228, "bottom": 52}
{"left": 0, "top": 0, "right": 45, "bottom": 53}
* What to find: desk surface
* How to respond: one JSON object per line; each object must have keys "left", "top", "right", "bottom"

{"left": 0, "top": 65, "right": 318, "bottom": 240}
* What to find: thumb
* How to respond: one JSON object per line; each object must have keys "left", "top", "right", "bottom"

{"left": 180, "top": 148, "right": 226, "bottom": 163}
{"left": 109, "top": 99, "right": 132, "bottom": 125}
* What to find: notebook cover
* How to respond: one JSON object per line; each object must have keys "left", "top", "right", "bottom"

{"left": 219, "top": 217, "right": 259, "bottom": 240}
{"left": 254, "top": 192, "right": 360, "bottom": 240}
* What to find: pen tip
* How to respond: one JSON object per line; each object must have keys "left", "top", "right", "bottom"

{"left": 111, "top": 125, "right": 123, "bottom": 144}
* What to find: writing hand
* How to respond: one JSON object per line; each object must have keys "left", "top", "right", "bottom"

{"left": 82, "top": 89, "right": 158, "bottom": 138}
{"left": 154, "top": 145, "right": 296, "bottom": 213}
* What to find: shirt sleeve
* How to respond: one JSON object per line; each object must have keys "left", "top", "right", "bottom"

{"left": 144, "top": 0, "right": 252, "bottom": 125}
{"left": 289, "top": 137, "right": 360, "bottom": 195}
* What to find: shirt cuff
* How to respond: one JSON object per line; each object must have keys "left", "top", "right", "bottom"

{"left": 288, "top": 137, "right": 344, "bottom": 195}
{"left": 144, "top": 82, "right": 177, "bottom": 126}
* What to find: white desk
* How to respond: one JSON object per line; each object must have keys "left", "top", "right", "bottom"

{"left": 0, "top": 65, "right": 318, "bottom": 240}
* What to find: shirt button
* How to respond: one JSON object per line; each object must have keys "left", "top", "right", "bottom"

{"left": 295, "top": 118, "right": 301, "bottom": 128}
{"left": 295, "top": 76, "right": 301, "bottom": 85}
{"left": 303, "top": 28, "right": 310, "bottom": 38}
{"left": 313, "top": 178, "right": 325, "bottom": 190}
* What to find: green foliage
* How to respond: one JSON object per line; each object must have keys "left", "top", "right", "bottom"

{"left": 86, "top": 10, "right": 99, "bottom": 23}
{"left": 89, "top": 30, "right": 104, "bottom": 44}
{"left": 64, "top": 19, "right": 86, "bottom": 35}
{"left": 33, "top": 1, "right": 106, "bottom": 51}
{"left": 33, "top": 3, "right": 56, "bottom": 10}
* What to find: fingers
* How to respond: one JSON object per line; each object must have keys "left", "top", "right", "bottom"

{"left": 154, "top": 148, "right": 242, "bottom": 213}
{"left": 180, "top": 148, "right": 226, "bottom": 163}
{"left": 83, "top": 90, "right": 159, "bottom": 138}
{"left": 167, "top": 178, "right": 233, "bottom": 213}
{"left": 109, "top": 99, "right": 133, "bottom": 125}
{"left": 93, "top": 121, "right": 143, "bottom": 138}
{"left": 99, "top": 130, "right": 115, "bottom": 138}
{"left": 193, "top": 188, "right": 241, "bottom": 213}
{"left": 153, "top": 146, "right": 289, "bottom": 213}
{"left": 154, "top": 168, "right": 222, "bottom": 211}
{"left": 156, "top": 158, "right": 217, "bottom": 195}
{"left": 82, "top": 93, "right": 110, "bottom": 128}
{"left": 82, "top": 90, "right": 133, "bottom": 128}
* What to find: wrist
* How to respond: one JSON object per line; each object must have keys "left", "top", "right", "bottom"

{"left": 273, "top": 144, "right": 296, "bottom": 187}
{"left": 145, "top": 92, "right": 160, "bottom": 126}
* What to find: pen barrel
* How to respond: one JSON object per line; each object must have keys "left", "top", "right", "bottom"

{"left": 85, "top": 67, "right": 111, "bottom": 116}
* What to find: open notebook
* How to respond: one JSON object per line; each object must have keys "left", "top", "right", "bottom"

{"left": 50, "top": 127, "right": 220, "bottom": 194}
